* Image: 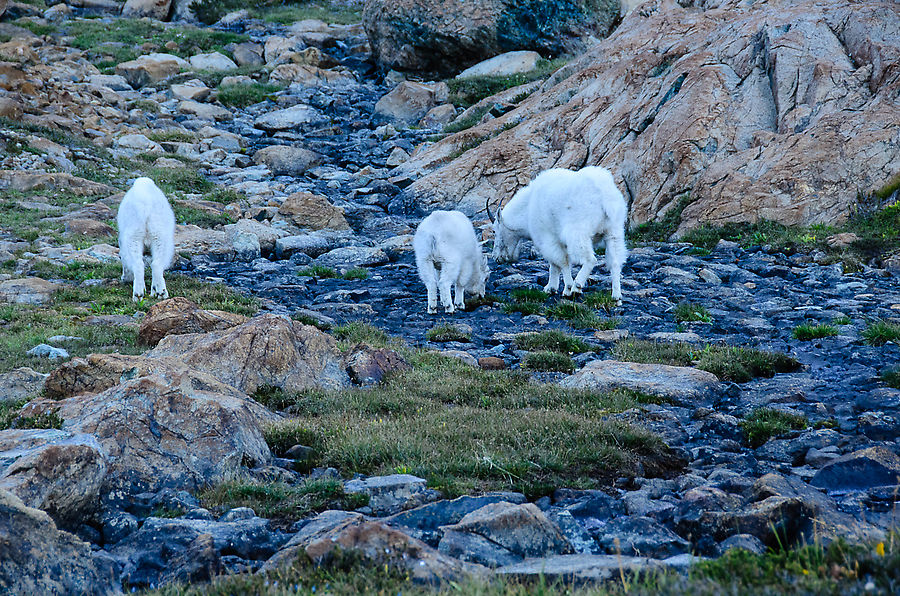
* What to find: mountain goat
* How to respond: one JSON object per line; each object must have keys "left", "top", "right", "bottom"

{"left": 413, "top": 210, "right": 490, "bottom": 314}
{"left": 117, "top": 177, "right": 176, "bottom": 302}
{"left": 490, "top": 166, "right": 628, "bottom": 301}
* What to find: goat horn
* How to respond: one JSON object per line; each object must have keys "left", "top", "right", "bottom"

{"left": 485, "top": 198, "right": 495, "bottom": 223}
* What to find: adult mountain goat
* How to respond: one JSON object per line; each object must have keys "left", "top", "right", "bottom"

{"left": 413, "top": 210, "right": 490, "bottom": 314}
{"left": 490, "top": 166, "right": 628, "bottom": 301}
{"left": 117, "top": 177, "right": 176, "bottom": 302}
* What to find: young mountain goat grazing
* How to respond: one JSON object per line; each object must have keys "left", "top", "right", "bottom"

{"left": 117, "top": 177, "right": 176, "bottom": 302}
{"left": 490, "top": 166, "right": 628, "bottom": 301}
{"left": 413, "top": 210, "right": 490, "bottom": 314}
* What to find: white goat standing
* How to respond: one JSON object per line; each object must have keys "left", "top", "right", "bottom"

{"left": 413, "top": 210, "right": 490, "bottom": 314}
{"left": 490, "top": 166, "right": 628, "bottom": 301}
{"left": 117, "top": 177, "right": 176, "bottom": 302}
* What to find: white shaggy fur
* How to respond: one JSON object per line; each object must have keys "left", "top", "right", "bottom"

{"left": 117, "top": 177, "right": 176, "bottom": 302}
{"left": 490, "top": 166, "right": 628, "bottom": 300}
{"left": 413, "top": 210, "right": 490, "bottom": 314}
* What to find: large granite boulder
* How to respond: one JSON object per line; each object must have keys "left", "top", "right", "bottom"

{"left": 400, "top": 0, "right": 900, "bottom": 232}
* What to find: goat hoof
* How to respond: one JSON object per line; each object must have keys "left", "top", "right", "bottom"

{"left": 132, "top": 294, "right": 143, "bottom": 303}
{"left": 543, "top": 285, "right": 556, "bottom": 294}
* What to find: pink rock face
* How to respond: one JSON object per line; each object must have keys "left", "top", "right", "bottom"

{"left": 401, "top": 0, "right": 900, "bottom": 232}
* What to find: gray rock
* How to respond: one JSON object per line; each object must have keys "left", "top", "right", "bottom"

{"left": 385, "top": 493, "right": 526, "bottom": 545}
{"left": 0, "top": 367, "right": 47, "bottom": 401}
{"left": 810, "top": 447, "right": 900, "bottom": 491}
{"left": 252, "top": 145, "right": 324, "bottom": 176}
{"left": 456, "top": 51, "right": 542, "bottom": 79}
{"left": 496, "top": 553, "right": 660, "bottom": 582}
{"left": 188, "top": 52, "right": 237, "bottom": 71}
{"left": 253, "top": 104, "right": 327, "bottom": 131}
{"left": 26, "top": 344, "right": 69, "bottom": 360}
{"left": 344, "top": 474, "right": 433, "bottom": 516}
{"left": 720, "top": 533, "right": 765, "bottom": 554}
{"left": 594, "top": 516, "right": 690, "bottom": 558}
{"left": 438, "top": 529, "right": 522, "bottom": 567}
{"left": 274, "top": 230, "right": 353, "bottom": 259}
{"left": 559, "top": 360, "right": 721, "bottom": 406}
{"left": 230, "top": 229, "right": 261, "bottom": 262}
{"left": 313, "top": 246, "right": 389, "bottom": 268}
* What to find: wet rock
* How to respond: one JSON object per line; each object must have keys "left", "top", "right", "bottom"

{"left": 559, "top": 360, "right": 721, "bottom": 406}
{"left": 594, "top": 516, "right": 690, "bottom": 558}
{"left": 0, "top": 367, "right": 47, "bottom": 401}
{"left": 146, "top": 314, "right": 351, "bottom": 393}
{"left": 253, "top": 104, "right": 327, "bottom": 131}
{"left": 344, "top": 474, "right": 433, "bottom": 516}
{"left": 496, "top": 553, "right": 660, "bottom": 583}
{"left": 344, "top": 344, "right": 411, "bottom": 385}
{"left": 0, "top": 488, "right": 120, "bottom": 596}
{"left": 457, "top": 51, "right": 542, "bottom": 79}
{"left": 253, "top": 146, "right": 324, "bottom": 177}
{"left": 137, "top": 297, "right": 249, "bottom": 347}
{"left": 110, "top": 515, "right": 286, "bottom": 588}
{"left": 313, "top": 246, "right": 389, "bottom": 268}
{"left": 810, "top": 447, "right": 900, "bottom": 491}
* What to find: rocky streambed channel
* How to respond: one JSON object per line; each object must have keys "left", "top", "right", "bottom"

{"left": 1, "top": 3, "right": 900, "bottom": 595}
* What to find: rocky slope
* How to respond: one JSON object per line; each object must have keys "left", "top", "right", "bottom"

{"left": 0, "top": 0, "right": 898, "bottom": 594}
{"left": 400, "top": 0, "right": 900, "bottom": 232}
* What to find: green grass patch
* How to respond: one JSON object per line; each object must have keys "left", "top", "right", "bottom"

{"left": 198, "top": 478, "right": 368, "bottom": 521}
{"left": 514, "top": 330, "right": 590, "bottom": 354}
{"left": 425, "top": 324, "right": 471, "bottom": 343}
{"left": 442, "top": 104, "right": 490, "bottom": 134}
{"left": 273, "top": 352, "right": 676, "bottom": 497}
{"left": 264, "top": 420, "right": 323, "bottom": 456}
{"left": 612, "top": 340, "right": 800, "bottom": 383}
{"left": 862, "top": 319, "right": 900, "bottom": 346}
{"left": 547, "top": 300, "right": 616, "bottom": 330}
{"left": 447, "top": 58, "right": 568, "bottom": 108}
{"left": 793, "top": 322, "right": 839, "bottom": 341}
{"left": 881, "top": 366, "right": 900, "bottom": 389}
{"left": 673, "top": 301, "right": 712, "bottom": 323}
{"left": 833, "top": 316, "right": 852, "bottom": 326}
{"left": 297, "top": 265, "right": 339, "bottom": 279}
{"left": 145, "top": 130, "right": 197, "bottom": 144}
{"left": 149, "top": 167, "right": 215, "bottom": 195}
{"left": 0, "top": 400, "right": 63, "bottom": 431}
{"left": 291, "top": 312, "right": 332, "bottom": 332}
{"left": 342, "top": 267, "right": 369, "bottom": 281}
{"left": 502, "top": 287, "right": 548, "bottom": 315}
{"left": 217, "top": 82, "right": 283, "bottom": 108}
{"left": 172, "top": 204, "right": 234, "bottom": 227}
{"left": 741, "top": 407, "right": 808, "bottom": 448}
{"left": 332, "top": 322, "right": 392, "bottom": 348}
{"left": 522, "top": 351, "right": 575, "bottom": 373}
{"left": 583, "top": 290, "right": 618, "bottom": 313}
{"left": 629, "top": 193, "right": 695, "bottom": 243}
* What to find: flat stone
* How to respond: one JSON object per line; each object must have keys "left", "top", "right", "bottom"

{"left": 0, "top": 277, "right": 59, "bottom": 305}
{"left": 810, "top": 447, "right": 900, "bottom": 491}
{"left": 496, "top": 554, "right": 661, "bottom": 582}
{"left": 456, "top": 51, "right": 542, "bottom": 79}
{"left": 253, "top": 104, "right": 326, "bottom": 131}
{"left": 344, "top": 474, "right": 430, "bottom": 516}
{"left": 559, "top": 360, "right": 721, "bottom": 406}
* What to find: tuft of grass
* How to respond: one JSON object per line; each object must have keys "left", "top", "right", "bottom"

{"left": 674, "top": 301, "right": 712, "bottom": 323}
{"left": 629, "top": 193, "right": 695, "bottom": 243}
{"left": 217, "top": 82, "right": 283, "bottom": 108}
{"left": 0, "top": 400, "right": 63, "bottom": 431}
{"left": 198, "top": 478, "right": 368, "bottom": 521}
{"left": 547, "top": 300, "right": 616, "bottom": 330}
{"left": 793, "top": 322, "right": 839, "bottom": 341}
{"left": 291, "top": 312, "right": 332, "bottom": 331}
{"left": 522, "top": 351, "right": 576, "bottom": 373}
{"left": 862, "top": 319, "right": 900, "bottom": 346}
{"left": 613, "top": 340, "right": 800, "bottom": 383}
{"left": 514, "top": 330, "right": 590, "bottom": 354}
{"left": 741, "top": 408, "right": 808, "bottom": 448}
{"left": 172, "top": 204, "right": 234, "bottom": 227}
{"left": 442, "top": 104, "right": 490, "bottom": 134}
{"left": 502, "top": 301, "right": 545, "bottom": 315}
{"left": 145, "top": 130, "right": 196, "bottom": 144}
{"left": 881, "top": 366, "right": 900, "bottom": 389}
{"left": 583, "top": 291, "right": 618, "bottom": 313}
{"left": 150, "top": 167, "right": 215, "bottom": 195}
{"left": 332, "top": 322, "right": 392, "bottom": 348}
{"left": 510, "top": 288, "right": 549, "bottom": 303}
{"left": 447, "top": 58, "right": 569, "bottom": 108}
{"left": 425, "top": 324, "right": 471, "bottom": 343}
{"left": 264, "top": 420, "right": 323, "bottom": 456}
{"left": 501, "top": 289, "right": 548, "bottom": 316}
{"left": 297, "top": 265, "right": 339, "bottom": 279}
{"left": 342, "top": 268, "right": 369, "bottom": 281}
{"left": 833, "top": 316, "right": 852, "bottom": 326}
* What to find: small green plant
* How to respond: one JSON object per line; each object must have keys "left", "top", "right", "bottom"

{"left": 128, "top": 99, "right": 160, "bottom": 114}
{"left": 297, "top": 266, "right": 339, "bottom": 279}
{"left": 833, "top": 316, "right": 852, "bottom": 326}
{"left": 741, "top": 408, "right": 808, "bottom": 448}
{"left": 514, "top": 330, "right": 590, "bottom": 354}
{"left": 881, "top": 366, "right": 900, "bottom": 389}
{"left": 522, "top": 351, "right": 576, "bottom": 373}
{"left": 793, "top": 322, "right": 839, "bottom": 341}
{"left": 332, "top": 322, "right": 391, "bottom": 347}
{"left": 0, "top": 401, "right": 63, "bottom": 431}
{"left": 502, "top": 288, "right": 548, "bottom": 315}
{"left": 583, "top": 291, "right": 618, "bottom": 313}
{"left": 145, "top": 130, "right": 197, "bottom": 144}
{"left": 251, "top": 385, "right": 293, "bottom": 411}
{"left": 342, "top": 267, "right": 369, "bottom": 281}
{"left": 629, "top": 194, "right": 694, "bottom": 243}
{"left": 217, "top": 82, "right": 282, "bottom": 108}
{"left": 446, "top": 58, "right": 569, "bottom": 108}
{"left": 198, "top": 477, "right": 367, "bottom": 521}
{"left": 426, "top": 324, "right": 471, "bottom": 343}
{"left": 291, "top": 312, "right": 331, "bottom": 331}
{"left": 674, "top": 301, "right": 712, "bottom": 323}
{"left": 442, "top": 104, "right": 490, "bottom": 134}
{"left": 862, "top": 319, "right": 900, "bottom": 346}
{"left": 150, "top": 167, "right": 215, "bottom": 195}
{"left": 172, "top": 204, "right": 234, "bottom": 227}
{"left": 547, "top": 300, "right": 616, "bottom": 330}
{"left": 263, "top": 420, "right": 322, "bottom": 456}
